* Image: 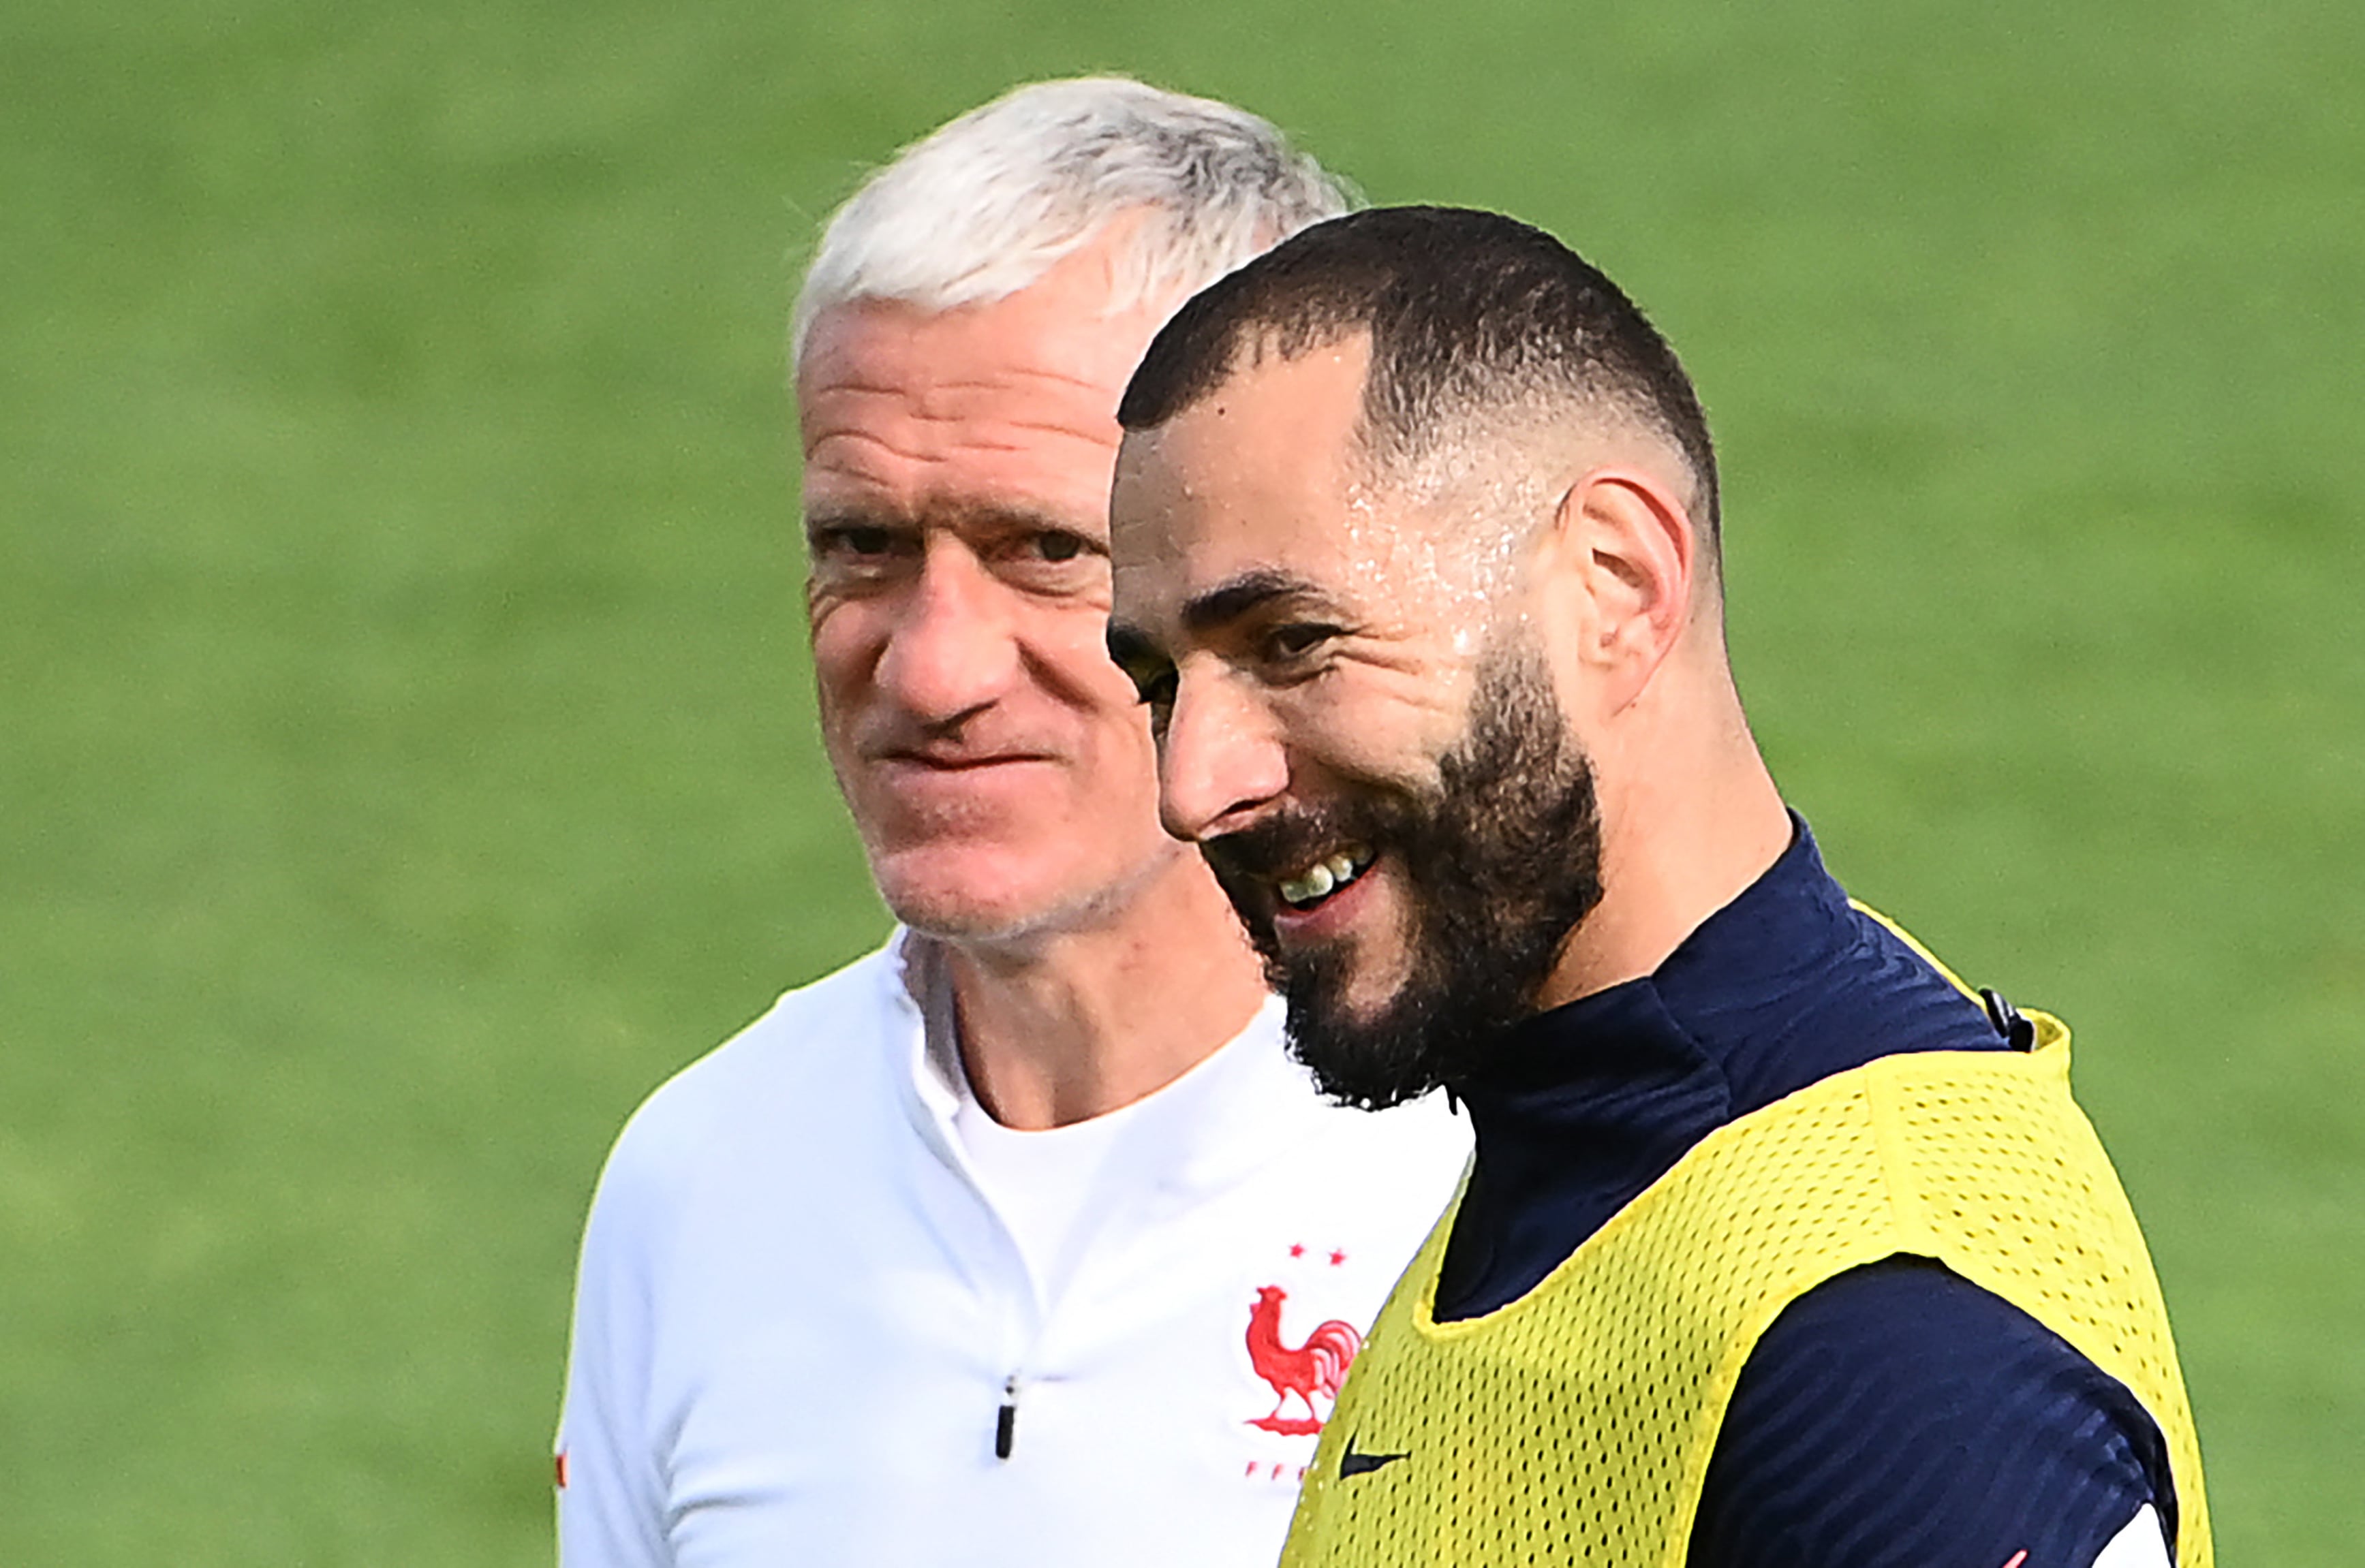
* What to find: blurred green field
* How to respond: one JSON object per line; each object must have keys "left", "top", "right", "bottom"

{"left": 2, "top": 0, "right": 2358, "bottom": 1561}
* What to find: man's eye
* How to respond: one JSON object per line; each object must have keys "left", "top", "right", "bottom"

{"left": 814, "top": 524, "right": 899, "bottom": 559}
{"left": 1266, "top": 623, "right": 1338, "bottom": 660}
{"left": 1030, "top": 530, "right": 1087, "bottom": 563}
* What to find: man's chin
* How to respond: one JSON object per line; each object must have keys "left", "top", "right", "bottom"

{"left": 1275, "top": 960, "right": 1458, "bottom": 1112}
{"left": 872, "top": 854, "right": 1073, "bottom": 942}
{"left": 1284, "top": 1016, "right": 1453, "bottom": 1111}
{"left": 1277, "top": 958, "right": 1411, "bottom": 1034}
{"left": 870, "top": 840, "right": 1169, "bottom": 947}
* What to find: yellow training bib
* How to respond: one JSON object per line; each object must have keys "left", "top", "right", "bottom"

{"left": 1283, "top": 1014, "right": 2210, "bottom": 1567}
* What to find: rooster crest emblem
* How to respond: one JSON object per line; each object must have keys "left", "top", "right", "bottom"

{"left": 1244, "top": 1285, "right": 1363, "bottom": 1435}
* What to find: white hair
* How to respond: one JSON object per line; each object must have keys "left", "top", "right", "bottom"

{"left": 790, "top": 76, "right": 1353, "bottom": 369}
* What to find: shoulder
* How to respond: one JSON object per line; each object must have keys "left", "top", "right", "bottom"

{"left": 1213, "top": 1003, "right": 1472, "bottom": 1191}
{"left": 1319, "top": 1086, "right": 1470, "bottom": 1179}
{"left": 1287, "top": 1087, "right": 1472, "bottom": 1235}
{"left": 587, "top": 937, "right": 914, "bottom": 1222}
{"left": 1691, "top": 1257, "right": 2171, "bottom": 1568}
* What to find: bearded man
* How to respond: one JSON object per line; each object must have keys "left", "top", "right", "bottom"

{"left": 1107, "top": 206, "right": 2208, "bottom": 1568}
{"left": 554, "top": 87, "right": 1467, "bottom": 1568}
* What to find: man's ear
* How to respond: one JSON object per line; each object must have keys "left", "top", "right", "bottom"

{"left": 1539, "top": 466, "right": 1697, "bottom": 713}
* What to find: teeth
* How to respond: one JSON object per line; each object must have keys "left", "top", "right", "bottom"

{"left": 1278, "top": 864, "right": 1334, "bottom": 906}
{"left": 1277, "top": 845, "right": 1373, "bottom": 909}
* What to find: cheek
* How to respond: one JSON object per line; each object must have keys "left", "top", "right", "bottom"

{"left": 1027, "top": 602, "right": 1150, "bottom": 717}
{"left": 1023, "top": 617, "right": 1167, "bottom": 821}
{"left": 808, "top": 586, "right": 888, "bottom": 668}
{"left": 1281, "top": 680, "right": 1467, "bottom": 794}
{"left": 806, "top": 601, "right": 888, "bottom": 738}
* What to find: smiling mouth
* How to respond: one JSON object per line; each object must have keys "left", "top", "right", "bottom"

{"left": 878, "top": 749, "right": 1051, "bottom": 770}
{"left": 1275, "top": 843, "right": 1375, "bottom": 911}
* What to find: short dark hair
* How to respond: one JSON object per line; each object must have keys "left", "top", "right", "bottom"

{"left": 1117, "top": 205, "right": 1720, "bottom": 549}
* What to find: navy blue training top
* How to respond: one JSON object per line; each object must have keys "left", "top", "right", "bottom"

{"left": 1435, "top": 817, "right": 2173, "bottom": 1568}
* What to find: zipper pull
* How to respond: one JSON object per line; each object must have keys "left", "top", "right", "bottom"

{"left": 995, "top": 1375, "right": 1020, "bottom": 1460}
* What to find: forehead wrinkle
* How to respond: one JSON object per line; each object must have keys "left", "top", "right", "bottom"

{"left": 808, "top": 378, "right": 1112, "bottom": 426}
{"left": 807, "top": 423, "right": 1114, "bottom": 471}
{"left": 805, "top": 494, "right": 1100, "bottom": 541}
{"left": 807, "top": 364, "right": 1112, "bottom": 395}
{"left": 799, "top": 363, "right": 1127, "bottom": 460}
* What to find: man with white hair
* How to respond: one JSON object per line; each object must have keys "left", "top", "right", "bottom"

{"left": 554, "top": 80, "right": 1469, "bottom": 1568}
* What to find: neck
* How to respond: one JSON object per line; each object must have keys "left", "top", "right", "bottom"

{"left": 936, "top": 849, "right": 1270, "bottom": 1130}
{"left": 1540, "top": 663, "right": 1791, "bottom": 1008}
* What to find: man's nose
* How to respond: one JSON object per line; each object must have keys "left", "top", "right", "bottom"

{"left": 1156, "top": 669, "right": 1290, "bottom": 843}
{"left": 873, "top": 542, "right": 1019, "bottom": 723}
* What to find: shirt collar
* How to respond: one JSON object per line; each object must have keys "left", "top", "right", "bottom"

{"left": 888, "top": 927, "right": 1308, "bottom": 1197}
{"left": 1462, "top": 812, "right": 1834, "bottom": 1099}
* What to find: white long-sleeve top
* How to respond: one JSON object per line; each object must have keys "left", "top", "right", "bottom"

{"left": 556, "top": 933, "right": 1472, "bottom": 1567}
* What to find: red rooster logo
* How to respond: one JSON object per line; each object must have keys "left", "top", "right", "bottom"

{"left": 1245, "top": 1285, "right": 1363, "bottom": 1435}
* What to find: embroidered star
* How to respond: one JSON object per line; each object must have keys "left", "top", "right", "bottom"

{"left": 1328, "top": 1249, "right": 1348, "bottom": 1266}
{"left": 1288, "top": 1243, "right": 1306, "bottom": 1258}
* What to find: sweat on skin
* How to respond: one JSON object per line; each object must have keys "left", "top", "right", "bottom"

{"left": 1100, "top": 204, "right": 2196, "bottom": 1568}
{"left": 1107, "top": 326, "right": 1788, "bottom": 1030}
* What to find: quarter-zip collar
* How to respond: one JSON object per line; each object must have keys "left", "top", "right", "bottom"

{"left": 1436, "top": 815, "right": 2002, "bottom": 1320}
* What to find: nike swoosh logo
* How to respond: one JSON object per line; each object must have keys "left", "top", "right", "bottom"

{"left": 1338, "top": 1434, "right": 1408, "bottom": 1477}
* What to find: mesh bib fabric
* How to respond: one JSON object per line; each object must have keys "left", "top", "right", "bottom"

{"left": 1281, "top": 1014, "right": 2210, "bottom": 1568}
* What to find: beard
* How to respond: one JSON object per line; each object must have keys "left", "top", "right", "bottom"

{"left": 1200, "top": 636, "right": 1604, "bottom": 1110}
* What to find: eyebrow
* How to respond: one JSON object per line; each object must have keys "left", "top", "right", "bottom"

{"left": 1180, "top": 569, "right": 1335, "bottom": 636}
{"left": 804, "top": 500, "right": 1098, "bottom": 542}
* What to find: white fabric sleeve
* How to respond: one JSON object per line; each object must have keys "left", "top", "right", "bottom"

{"left": 554, "top": 1131, "right": 674, "bottom": 1568}
{"left": 2090, "top": 1503, "right": 2171, "bottom": 1568}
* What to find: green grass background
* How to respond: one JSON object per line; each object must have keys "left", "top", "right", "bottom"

{"left": 3, "top": 0, "right": 2358, "bottom": 1560}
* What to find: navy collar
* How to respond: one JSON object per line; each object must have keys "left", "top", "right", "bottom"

{"left": 1435, "top": 812, "right": 2001, "bottom": 1320}
{"left": 1459, "top": 815, "right": 1852, "bottom": 1103}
